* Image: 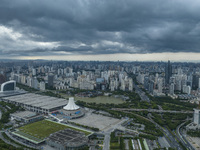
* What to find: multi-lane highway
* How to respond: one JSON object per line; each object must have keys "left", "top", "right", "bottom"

{"left": 133, "top": 82, "right": 150, "bottom": 102}
{"left": 112, "top": 108, "right": 193, "bottom": 114}
{"left": 147, "top": 113, "right": 183, "bottom": 150}
{"left": 116, "top": 109, "right": 184, "bottom": 150}
{"left": 176, "top": 122, "right": 195, "bottom": 150}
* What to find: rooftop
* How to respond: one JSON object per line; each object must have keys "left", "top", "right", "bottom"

{"left": 0, "top": 90, "right": 27, "bottom": 98}
{"left": 47, "top": 129, "right": 88, "bottom": 147}
{"left": 11, "top": 111, "right": 38, "bottom": 119}
{"left": 3, "top": 93, "right": 68, "bottom": 110}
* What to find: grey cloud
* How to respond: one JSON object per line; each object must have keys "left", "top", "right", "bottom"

{"left": 0, "top": 0, "right": 200, "bottom": 56}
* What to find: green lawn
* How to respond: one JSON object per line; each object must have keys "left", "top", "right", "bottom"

{"left": 60, "top": 94, "right": 124, "bottom": 104}
{"left": 14, "top": 119, "right": 91, "bottom": 143}
{"left": 110, "top": 142, "right": 120, "bottom": 150}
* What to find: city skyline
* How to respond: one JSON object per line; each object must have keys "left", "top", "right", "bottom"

{"left": 1, "top": 0, "right": 200, "bottom": 61}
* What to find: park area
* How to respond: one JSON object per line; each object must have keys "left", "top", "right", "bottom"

{"left": 60, "top": 93, "right": 124, "bottom": 104}
{"left": 12, "top": 119, "right": 91, "bottom": 144}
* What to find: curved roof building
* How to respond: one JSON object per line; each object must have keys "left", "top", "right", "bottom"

{"left": 0, "top": 80, "right": 16, "bottom": 92}
{"left": 63, "top": 97, "right": 79, "bottom": 111}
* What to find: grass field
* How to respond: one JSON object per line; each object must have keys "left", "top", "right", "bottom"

{"left": 14, "top": 119, "right": 91, "bottom": 143}
{"left": 60, "top": 94, "right": 124, "bottom": 104}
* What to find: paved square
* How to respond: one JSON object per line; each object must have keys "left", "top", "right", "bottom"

{"left": 69, "top": 113, "right": 121, "bottom": 130}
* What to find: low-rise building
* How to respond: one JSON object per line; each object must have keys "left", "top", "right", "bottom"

{"left": 46, "top": 129, "right": 88, "bottom": 150}
{"left": 11, "top": 111, "right": 43, "bottom": 123}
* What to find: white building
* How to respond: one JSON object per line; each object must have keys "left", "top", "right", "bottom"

{"left": 32, "top": 68, "right": 36, "bottom": 76}
{"left": 183, "top": 85, "right": 191, "bottom": 94}
{"left": 169, "top": 83, "right": 174, "bottom": 95}
{"left": 158, "top": 78, "right": 163, "bottom": 94}
{"left": 128, "top": 78, "right": 133, "bottom": 91}
{"left": 40, "top": 82, "right": 46, "bottom": 91}
{"left": 63, "top": 97, "right": 79, "bottom": 111}
{"left": 194, "top": 109, "right": 200, "bottom": 126}
{"left": 110, "top": 79, "right": 115, "bottom": 91}
{"left": 0, "top": 80, "right": 16, "bottom": 92}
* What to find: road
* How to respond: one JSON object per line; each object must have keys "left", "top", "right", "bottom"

{"left": 103, "top": 132, "right": 111, "bottom": 150}
{"left": 112, "top": 108, "right": 193, "bottom": 114}
{"left": 133, "top": 82, "right": 150, "bottom": 102}
{"left": 102, "top": 118, "right": 128, "bottom": 150}
{"left": 147, "top": 113, "right": 183, "bottom": 150}
{"left": 176, "top": 122, "right": 195, "bottom": 150}
{"left": 0, "top": 132, "right": 20, "bottom": 148}
{"left": 117, "top": 109, "right": 183, "bottom": 149}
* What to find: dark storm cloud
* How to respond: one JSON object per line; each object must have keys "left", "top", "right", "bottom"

{"left": 0, "top": 0, "right": 200, "bottom": 56}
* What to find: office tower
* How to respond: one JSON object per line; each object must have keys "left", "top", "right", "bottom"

{"left": 110, "top": 80, "right": 115, "bottom": 91}
{"left": 149, "top": 80, "right": 154, "bottom": 94}
{"left": 169, "top": 83, "right": 174, "bottom": 95}
{"left": 192, "top": 74, "right": 200, "bottom": 90}
{"left": 32, "top": 68, "right": 36, "bottom": 76}
{"left": 165, "top": 60, "right": 172, "bottom": 85}
{"left": 198, "top": 78, "right": 200, "bottom": 89}
{"left": 193, "top": 109, "right": 200, "bottom": 125}
{"left": 158, "top": 78, "right": 163, "bottom": 93}
{"left": 48, "top": 74, "right": 54, "bottom": 87}
{"left": 144, "top": 76, "right": 149, "bottom": 90}
{"left": 0, "top": 74, "right": 6, "bottom": 84}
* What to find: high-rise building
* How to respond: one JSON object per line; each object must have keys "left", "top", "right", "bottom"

{"left": 193, "top": 109, "right": 200, "bottom": 126}
{"left": 169, "top": 83, "right": 174, "bottom": 95}
{"left": 198, "top": 78, "right": 200, "bottom": 89}
{"left": 149, "top": 80, "right": 154, "bottom": 94}
{"left": 158, "top": 78, "right": 163, "bottom": 94}
{"left": 32, "top": 68, "right": 36, "bottom": 76}
{"left": 0, "top": 74, "right": 6, "bottom": 84}
{"left": 110, "top": 80, "right": 115, "bottom": 91}
{"left": 120, "top": 79, "right": 126, "bottom": 91}
{"left": 128, "top": 78, "right": 133, "bottom": 91}
{"left": 183, "top": 85, "right": 191, "bottom": 94}
{"left": 48, "top": 75, "right": 54, "bottom": 87}
{"left": 144, "top": 76, "right": 149, "bottom": 90}
{"left": 165, "top": 60, "right": 172, "bottom": 85}
{"left": 192, "top": 74, "right": 200, "bottom": 90}
{"left": 40, "top": 82, "right": 46, "bottom": 91}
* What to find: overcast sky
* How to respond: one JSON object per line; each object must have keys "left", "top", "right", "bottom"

{"left": 0, "top": 0, "right": 200, "bottom": 61}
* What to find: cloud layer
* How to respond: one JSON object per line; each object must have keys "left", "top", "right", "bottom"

{"left": 0, "top": 0, "right": 200, "bottom": 57}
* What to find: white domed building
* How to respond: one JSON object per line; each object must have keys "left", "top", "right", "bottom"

{"left": 63, "top": 97, "right": 80, "bottom": 111}
{"left": 54, "top": 97, "right": 85, "bottom": 120}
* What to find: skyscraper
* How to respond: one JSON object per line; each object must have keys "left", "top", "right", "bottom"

{"left": 165, "top": 60, "right": 172, "bottom": 85}
{"left": 193, "top": 109, "right": 200, "bottom": 126}
{"left": 48, "top": 74, "right": 54, "bottom": 87}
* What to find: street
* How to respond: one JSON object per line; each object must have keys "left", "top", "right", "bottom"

{"left": 133, "top": 82, "right": 150, "bottom": 102}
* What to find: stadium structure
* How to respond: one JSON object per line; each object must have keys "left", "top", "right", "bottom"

{"left": 0, "top": 80, "right": 16, "bottom": 92}
{"left": 0, "top": 80, "right": 26, "bottom": 97}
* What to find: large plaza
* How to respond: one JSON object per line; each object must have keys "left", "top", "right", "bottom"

{"left": 69, "top": 112, "right": 122, "bottom": 131}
